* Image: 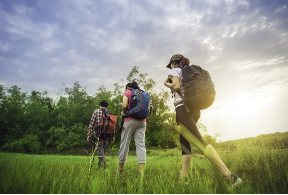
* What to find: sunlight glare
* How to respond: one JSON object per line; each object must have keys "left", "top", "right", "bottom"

{"left": 218, "top": 96, "right": 272, "bottom": 116}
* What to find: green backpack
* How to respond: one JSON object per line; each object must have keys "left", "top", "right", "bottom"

{"left": 177, "top": 65, "right": 216, "bottom": 111}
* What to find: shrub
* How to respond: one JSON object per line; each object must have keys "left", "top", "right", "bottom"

{"left": 2, "top": 134, "right": 41, "bottom": 153}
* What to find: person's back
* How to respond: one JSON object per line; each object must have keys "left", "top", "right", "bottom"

{"left": 87, "top": 100, "right": 115, "bottom": 168}
{"left": 118, "top": 81, "right": 148, "bottom": 176}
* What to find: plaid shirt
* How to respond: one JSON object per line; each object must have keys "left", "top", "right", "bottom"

{"left": 87, "top": 108, "right": 104, "bottom": 137}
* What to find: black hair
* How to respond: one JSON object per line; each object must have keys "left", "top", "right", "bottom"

{"left": 125, "top": 83, "right": 131, "bottom": 90}
{"left": 99, "top": 100, "right": 108, "bottom": 108}
{"left": 126, "top": 81, "right": 140, "bottom": 90}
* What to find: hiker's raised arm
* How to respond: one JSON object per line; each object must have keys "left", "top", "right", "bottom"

{"left": 164, "top": 76, "right": 180, "bottom": 91}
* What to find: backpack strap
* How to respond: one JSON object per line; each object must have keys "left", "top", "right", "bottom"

{"left": 124, "top": 88, "right": 139, "bottom": 118}
{"left": 94, "top": 109, "right": 103, "bottom": 136}
{"left": 128, "top": 88, "right": 135, "bottom": 109}
{"left": 100, "top": 108, "right": 109, "bottom": 137}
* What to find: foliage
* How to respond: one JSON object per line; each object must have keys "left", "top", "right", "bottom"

{"left": 2, "top": 134, "right": 41, "bottom": 153}
{"left": 0, "top": 66, "right": 184, "bottom": 153}
{"left": 46, "top": 124, "right": 88, "bottom": 153}
{"left": 0, "top": 85, "right": 27, "bottom": 145}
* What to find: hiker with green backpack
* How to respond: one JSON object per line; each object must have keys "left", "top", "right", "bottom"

{"left": 87, "top": 100, "right": 117, "bottom": 168}
{"left": 164, "top": 54, "right": 242, "bottom": 188}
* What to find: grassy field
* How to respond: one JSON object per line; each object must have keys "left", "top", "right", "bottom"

{"left": 1, "top": 143, "right": 288, "bottom": 194}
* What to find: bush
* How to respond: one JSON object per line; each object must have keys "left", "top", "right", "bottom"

{"left": 2, "top": 134, "right": 41, "bottom": 153}
{"left": 156, "top": 128, "right": 178, "bottom": 148}
{"left": 56, "top": 142, "right": 68, "bottom": 152}
{"left": 53, "top": 123, "right": 88, "bottom": 152}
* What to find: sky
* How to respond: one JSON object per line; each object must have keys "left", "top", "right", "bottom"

{"left": 1, "top": 0, "right": 288, "bottom": 142}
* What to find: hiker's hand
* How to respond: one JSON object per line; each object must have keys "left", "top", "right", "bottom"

{"left": 111, "top": 137, "right": 115, "bottom": 143}
{"left": 164, "top": 77, "right": 170, "bottom": 86}
{"left": 87, "top": 135, "right": 91, "bottom": 142}
{"left": 121, "top": 111, "right": 123, "bottom": 115}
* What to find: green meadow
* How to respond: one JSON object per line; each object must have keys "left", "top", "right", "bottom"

{"left": 1, "top": 142, "right": 288, "bottom": 194}
{"left": 2, "top": 70, "right": 287, "bottom": 194}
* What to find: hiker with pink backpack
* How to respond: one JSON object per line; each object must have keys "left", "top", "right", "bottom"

{"left": 164, "top": 54, "right": 242, "bottom": 188}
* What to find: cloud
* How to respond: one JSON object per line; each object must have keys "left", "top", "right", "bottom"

{"left": 0, "top": 0, "right": 288, "bottom": 95}
{"left": 0, "top": 40, "right": 11, "bottom": 51}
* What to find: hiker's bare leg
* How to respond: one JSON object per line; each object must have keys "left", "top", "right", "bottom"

{"left": 181, "top": 154, "right": 191, "bottom": 177}
{"left": 119, "top": 163, "right": 124, "bottom": 171}
{"left": 138, "top": 163, "right": 145, "bottom": 173}
{"left": 203, "top": 144, "right": 231, "bottom": 178}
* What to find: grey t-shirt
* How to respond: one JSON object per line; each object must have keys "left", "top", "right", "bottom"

{"left": 169, "top": 67, "right": 184, "bottom": 108}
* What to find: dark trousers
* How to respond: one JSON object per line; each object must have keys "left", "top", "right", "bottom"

{"left": 97, "top": 136, "right": 109, "bottom": 166}
{"left": 176, "top": 105, "right": 207, "bottom": 155}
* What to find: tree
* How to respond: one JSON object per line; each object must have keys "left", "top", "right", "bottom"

{"left": 126, "top": 66, "right": 156, "bottom": 93}
{"left": 0, "top": 85, "right": 7, "bottom": 145}
{"left": 64, "top": 82, "right": 94, "bottom": 127}
{"left": 25, "top": 90, "right": 53, "bottom": 146}
{"left": 1, "top": 86, "right": 27, "bottom": 144}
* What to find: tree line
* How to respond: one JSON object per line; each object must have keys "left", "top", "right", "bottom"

{"left": 0, "top": 67, "right": 179, "bottom": 154}
{"left": 0, "top": 66, "right": 217, "bottom": 154}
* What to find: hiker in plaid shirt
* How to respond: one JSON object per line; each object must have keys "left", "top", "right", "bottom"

{"left": 87, "top": 100, "right": 114, "bottom": 168}
{"left": 87, "top": 109, "right": 102, "bottom": 141}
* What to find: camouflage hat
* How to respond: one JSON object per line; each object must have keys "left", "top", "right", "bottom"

{"left": 166, "top": 54, "right": 184, "bottom": 69}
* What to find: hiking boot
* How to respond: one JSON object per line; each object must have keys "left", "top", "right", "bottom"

{"left": 98, "top": 160, "right": 107, "bottom": 168}
{"left": 230, "top": 173, "right": 243, "bottom": 189}
{"left": 98, "top": 158, "right": 107, "bottom": 168}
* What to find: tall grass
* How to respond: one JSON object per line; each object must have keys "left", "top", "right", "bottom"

{"left": 1, "top": 144, "right": 288, "bottom": 194}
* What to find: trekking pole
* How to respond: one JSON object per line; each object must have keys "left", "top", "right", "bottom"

{"left": 87, "top": 133, "right": 100, "bottom": 179}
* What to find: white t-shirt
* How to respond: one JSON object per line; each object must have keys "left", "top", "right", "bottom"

{"left": 169, "top": 67, "right": 184, "bottom": 108}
